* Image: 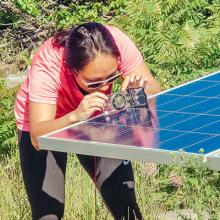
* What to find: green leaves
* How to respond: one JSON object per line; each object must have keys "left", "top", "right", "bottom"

{"left": 0, "top": 81, "right": 18, "bottom": 155}
{"left": 14, "top": 0, "right": 40, "bottom": 16}
{"left": 52, "top": 1, "right": 126, "bottom": 30}
{"left": 113, "top": 0, "right": 220, "bottom": 89}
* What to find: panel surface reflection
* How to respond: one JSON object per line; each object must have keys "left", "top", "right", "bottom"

{"left": 50, "top": 98, "right": 159, "bottom": 149}
{"left": 49, "top": 72, "right": 220, "bottom": 155}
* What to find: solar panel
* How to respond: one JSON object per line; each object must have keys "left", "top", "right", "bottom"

{"left": 38, "top": 71, "right": 220, "bottom": 170}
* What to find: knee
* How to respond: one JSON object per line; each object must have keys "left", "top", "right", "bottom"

{"left": 38, "top": 214, "right": 59, "bottom": 220}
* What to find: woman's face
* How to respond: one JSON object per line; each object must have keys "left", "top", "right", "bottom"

{"left": 75, "top": 53, "right": 119, "bottom": 93}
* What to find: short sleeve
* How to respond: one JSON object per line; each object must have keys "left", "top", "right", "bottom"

{"left": 110, "top": 27, "right": 144, "bottom": 76}
{"left": 28, "top": 39, "right": 61, "bottom": 104}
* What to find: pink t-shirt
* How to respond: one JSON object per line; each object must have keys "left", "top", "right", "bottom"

{"left": 14, "top": 26, "right": 143, "bottom": 131}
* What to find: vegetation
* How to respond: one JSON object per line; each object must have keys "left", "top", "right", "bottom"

{"left": 1, "top": 150, "right": 220, "bottom": 219}
{"left": 0, "top": 0, "right": 220, "bottom": 219}
{"left": 0, "top": 81, "right": 18, "bottom": 155}
{"left": 1, "top": 0, "right": 219, "bottom": 88}
{"left": 112, "top": 0, "right": 220, "bottom": 88}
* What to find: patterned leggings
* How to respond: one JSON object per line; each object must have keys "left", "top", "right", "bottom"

{"left": 18, "top": 130, "right": 142, "bottom": 220}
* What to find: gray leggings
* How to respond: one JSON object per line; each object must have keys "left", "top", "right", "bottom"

{"left": 18, "top": 130, "right": 142, "bottom": 220}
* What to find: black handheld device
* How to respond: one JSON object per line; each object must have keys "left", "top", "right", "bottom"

{"left": 107, "top": 87, "right": 149, "bottom": 110}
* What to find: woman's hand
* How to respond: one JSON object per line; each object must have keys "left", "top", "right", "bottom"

{"left": 121, "top": 72, "right": 148, "bottom": 91}
{"left": 74, "top": 92, "right": 108, "bottom": 121}
{"left": 120, "top": 61, "right": 161, "bottom": 94}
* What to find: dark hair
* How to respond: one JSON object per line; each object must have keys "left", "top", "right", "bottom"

{"left": 52, "top": 22, "right": 120, "bottom": 72}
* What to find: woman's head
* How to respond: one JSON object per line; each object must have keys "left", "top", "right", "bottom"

{"left": 65, "top": 22, "right": 120, "bottom": 71}
{"left": 53, "top": 22, "right": 121, "bottom": 92}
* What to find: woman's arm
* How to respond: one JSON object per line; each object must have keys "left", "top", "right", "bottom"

{"left": 29, "top": 102, "right": 77, "bottom": 150}
{"left": 29, "top": 91, "right": 108, "bottom": 150}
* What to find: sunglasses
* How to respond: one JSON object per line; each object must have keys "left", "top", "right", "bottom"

{"left": 76, "top": 71, "right": 122, "bottom": 89}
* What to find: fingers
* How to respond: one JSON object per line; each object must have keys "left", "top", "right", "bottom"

{"left": 122, "top": 73, "right": 148, "bottom": 91}
{"left": 87, "top": 97, "right": 107, "bottom": 110}
{"left": 140, "top": 76, "right": 148, "bottom": 87}
{"left": 85, "top": 106, "right": 103, "bottom": 115}
{"left": 75, "top": 92, "right": 109, "bottom": 121}
{"left": 121, "top": 76, "right": 130, "bottom": 91}
{"left": 83, "top": 92, "right": 108, "bottom": 110}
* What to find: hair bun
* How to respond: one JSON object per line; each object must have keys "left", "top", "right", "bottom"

{"left": 76, "top": 26, "right": 91, "bottom": 38}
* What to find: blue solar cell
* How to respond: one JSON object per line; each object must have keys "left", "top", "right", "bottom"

{"left": 192, "top": 83, "right": 220, "bottom": 97}
{"left": 195, "top": 120, "right": 220, "bottom": 135}
{"left": 163, "top": 115, "right": 218, "bottom": 132}
{"left": 156, "top": 94, "right": 181, "bottom": 105}
{"left": 154, "top": 110, "right": 168, "bottom": 118}
{"left": 158, "top": 130, "right": 187, "bottom": 143}
{"left": 158, "top": 112, "right": 196, "bottom": 128}
{"left": 208, "top": 107, "right": 220, "bottom": 115}
{"left": 158, "top": 96, "right": 207, "bottom": 112}
{"left": 166, "top": 80, "right": 219, "bottom": 95}
{"left": 201, "top": 72, "right": 220, "bottom": 82}
{"left": 159, "top": 132, "right": 214, "bottom": 152}
{"left": 182, "top": 98, "right": 220, "bottom": 114}
{"left": 183, "top": 135, "right": 220, "bottom": 154}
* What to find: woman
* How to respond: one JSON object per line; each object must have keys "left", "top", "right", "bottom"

{"left": 14, "top": 22, "right": 161, "bottom": 220}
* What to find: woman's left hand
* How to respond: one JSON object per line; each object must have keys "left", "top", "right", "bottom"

{"left": 121, "top": 72, "right": 148, "bottom": 91}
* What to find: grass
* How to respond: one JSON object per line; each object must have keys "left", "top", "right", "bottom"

{"left": 1, "top": 148, "right": 220, "bottom": 220}
{"left": 1, "top": 70, "right": 220, "bottom": 219}
{"left": 1, "top": 1, "right": 220, "bottom": 219}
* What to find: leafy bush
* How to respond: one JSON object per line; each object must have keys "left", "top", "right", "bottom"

{"left": 0, "top": 81, "right": 18, "bottom": 155}
{"left": 134, "top": 151, "right": 220, "bottom": 218}
{"left": 112, "top": 0, "right": 220, "bottom": 89}
{"left": 0, "top": 0, "right": 126, "bottom": 153}
{"left": 14, "top": 0, "right": 40, "bottom": 16}
{"left": 158, "top": 152, "right": 220, "bottom": 216}
{"left": 1, "top": 1, "right": 220, "bottom": 218}
{"left": 0, "top": 0, "right": 126, "bottom": 70}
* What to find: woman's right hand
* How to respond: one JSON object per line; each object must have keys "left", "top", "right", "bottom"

{"left": 74, "top": 92, "right": 108, "bottom": 121}
{"left": 28, "top": 92, "right": 108, "bottom": 150}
